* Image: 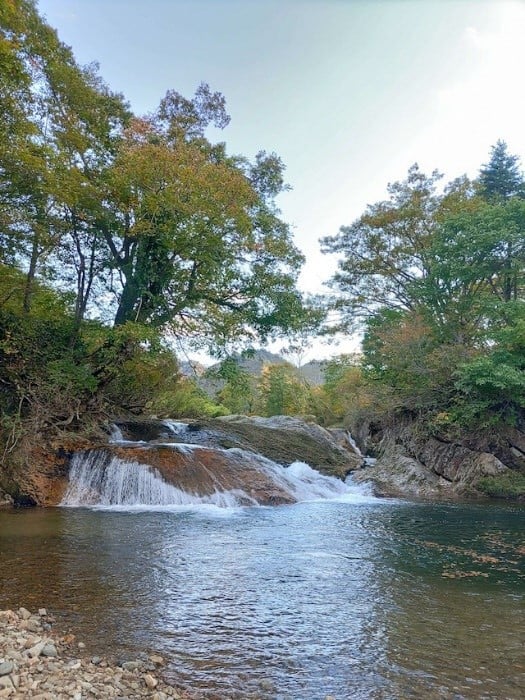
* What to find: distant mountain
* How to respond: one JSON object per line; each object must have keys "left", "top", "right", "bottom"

{"left": 186, "top": 349, "right": 327, "bottom": 399}
{"left": 179, "top": 360, "right": 208, "bottom": 378}
{"left": 297, "top": 360, "right": 328, "bottom": 386}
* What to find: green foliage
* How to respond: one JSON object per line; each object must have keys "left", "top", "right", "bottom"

{"left": 1, "top": 0, "right": 320, "bottom": 353}
{"left": 476, "top": 471, "right": 525, "bottom": 499}
{"left": 149, "top": 379, "right": 228, "bottom": 419}
{"left": 452, "top": 310, "right": 525, "bottom": 426}
{"left": 323, "top": 144, "right": 525, "bottom": 431}
{"left": 256, "top": 363, "right": 312, "bottom": 417}
{"left": 208, "top": 356, "right": 256, "bottom": 415}
{"left": 479, "top": 140, "right": 524, "bottom": 202}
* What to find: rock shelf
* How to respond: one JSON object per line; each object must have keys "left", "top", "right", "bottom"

{"left": 0, "top": 608, "right": 191, "bottom": 699}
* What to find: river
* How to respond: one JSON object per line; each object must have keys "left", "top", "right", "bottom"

{"left": 0, "top": 494, "right": 523, "bottom": 699}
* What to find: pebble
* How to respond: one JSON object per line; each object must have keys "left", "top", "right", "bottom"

{"left": 18, "top": 608, "right": 31, "bottom": 620}
{"left": 42, "top": 643, "right": 58, "bottom": 657}
{"left": 0, "top": 607, "right": 194, "bottom": 699}
{"left": 144, "top": 674, "right": 158, "bottom": 689}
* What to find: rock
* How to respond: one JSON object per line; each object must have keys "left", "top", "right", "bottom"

{"left": 38, "top": 609, "right": 47, "bottom": 617}
{"left": 143, "top": 673, "right": 158, "bottom": 689}
{"left": 27, "top": 640, "right": 47, "bottom": 658}
{"left": 20, "top": 618, "right": 42, "bottom": 633}
{"left": 354, "top": 420, "right": 525, "bottom": 499}
{"left": 149, "top": 654, "right": 164, "bottom": 666}
{"left": 18, "top": 608, "right": 31, "bottom": 620}
{"left": 0, "top": 663, "right": 13, "bottom": 677}
{"left": 77, "top": 641, "right": 86, "bottom": 649}
{"left": 259, "top": 678, "right": 274, "bottom": 691}
{"left": 41, "top": 643, "right": 57, "bottom": 657}
{"left": 121, "top": 661, "right": 141, "bottom": 672}
{"left": 0, "top": 607, "right": 184, "bottom": 698}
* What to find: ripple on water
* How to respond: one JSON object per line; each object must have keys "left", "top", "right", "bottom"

{"left": 0, "top": 501, "right": 523, "bottom": 699}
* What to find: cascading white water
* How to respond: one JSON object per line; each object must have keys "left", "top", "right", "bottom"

{"left": 346, "top": 432, "right": 363, "bottom": 456}
{"left": 62, "top": 450, "right": 249, "bottom": 508}
{"left": 162, "top": 419, "right": 189, "bottom": 437}
{"left": 61, "top": 446, "right": 377, "bottom": 509}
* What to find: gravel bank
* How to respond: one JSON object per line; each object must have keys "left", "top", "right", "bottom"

{"left": 0, "top": 608, "right": 193, "bottom": 699}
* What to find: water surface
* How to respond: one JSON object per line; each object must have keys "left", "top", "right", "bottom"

{"left": 0, "top": 500, "right": 523, "bottom": 699}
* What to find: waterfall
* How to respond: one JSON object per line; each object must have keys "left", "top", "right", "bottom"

{"left": 346, "top": 432, "right": 363, "bottom": 456}
{"left": 62, "top": 450, "right": 251, "bottom": 508}
{"left": 61, "top": 446, "right": 377, "bottom": 509}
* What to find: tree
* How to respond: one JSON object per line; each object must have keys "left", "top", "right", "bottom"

{"left": 257, "top": 363, "right": 311, "bottom": 416}
{"left": 0, "top": 0, "right": 128, "bottom": 317}
{"left": 479, "top": 140, "right": 524, "bottom": 202}
{"left": 101, "top": 100, "right": 320, "bottom": 348}
{"left": 2, "top": 1, "right": 320, "bottom": 352}
{"left": 210, "top": 356, "right": 256, "bottom": 415}
{"left": 320, "top": 165, "right": 472, "bottom": 330}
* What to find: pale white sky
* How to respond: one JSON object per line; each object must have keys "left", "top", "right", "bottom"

{"left": 38, "top": 0, "right": 525, "bottom": 361}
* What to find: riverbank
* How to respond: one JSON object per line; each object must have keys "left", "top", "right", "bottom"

{"left": 0, "top": 608, "right": 193, "bottom": 699}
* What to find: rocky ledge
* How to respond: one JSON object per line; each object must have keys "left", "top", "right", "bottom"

{"left": 352, "top": 420, "right": 525, "bottom": 500}
{"left": 0, "top": 608, "right": 191, "bottom": 699}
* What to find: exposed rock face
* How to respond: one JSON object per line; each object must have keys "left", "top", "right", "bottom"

{"left": 353, "top": 420, "right": 525, "bottom": 499}
{"left": 116, "top": 415, "right": 362, "bottom": 478}
{"left": 199, "top": 415, "right": 362, "bottom": 478}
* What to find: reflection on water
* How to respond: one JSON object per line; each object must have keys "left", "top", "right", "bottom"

{"left": 0, "top": 502, "right": 523, "bottom": 699}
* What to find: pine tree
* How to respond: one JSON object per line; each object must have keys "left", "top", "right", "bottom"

{"left": 479, "top": 140, "right": 524, "bottom": 201}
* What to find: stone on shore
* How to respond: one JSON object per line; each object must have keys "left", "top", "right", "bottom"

{"left": 0, "top": 607, "right": 190, "bottom": 699}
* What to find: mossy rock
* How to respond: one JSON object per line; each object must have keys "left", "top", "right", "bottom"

{"left": 476, "top": 470, "right": 525, "bottom": 499}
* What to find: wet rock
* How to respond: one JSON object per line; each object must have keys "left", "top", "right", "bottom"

{"left": 121, "top": 661, "right": 141, "bottom": 672}
{"left": 149, "top": 654, "right": 164, "bottom": 666}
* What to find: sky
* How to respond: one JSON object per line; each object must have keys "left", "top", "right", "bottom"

{"left": 37, "top": 0, "right": 525, "bottom": 361}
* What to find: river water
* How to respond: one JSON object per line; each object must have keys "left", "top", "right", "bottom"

{"left": 0, "top": 495, "right": 524, "bottom": 699}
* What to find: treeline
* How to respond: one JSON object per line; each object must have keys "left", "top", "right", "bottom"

{"left": 209, "top": 143, "right": 525, "bottom": 436}
{"left": 0, "top": 1, "right": 318, "bottom": 445}
{"left": 318, "top": 142, "right": 525, "bottom": 433}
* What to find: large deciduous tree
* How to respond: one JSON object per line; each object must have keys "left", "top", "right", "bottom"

{"left": 320, "top": 165, "right": 473, "bottom": 330}
{"left": 1, "top": 1, "right": 320, "bottom": 352}
{"left": 101, "top": 93, "right": 318, "bottom": 347}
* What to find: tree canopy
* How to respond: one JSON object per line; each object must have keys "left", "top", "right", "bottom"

{"left": 0, "top": 0, "right": 320, "bottom": 353}
{"left": 321, "top": 142, "right": 525, "bottom": 427}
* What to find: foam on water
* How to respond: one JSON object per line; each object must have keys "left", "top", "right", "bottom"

{"left": 61, "top": 446, "right": 380, "bottom": 511}
{"left": 162, "top": 420, "right": 189, "bottom": 436}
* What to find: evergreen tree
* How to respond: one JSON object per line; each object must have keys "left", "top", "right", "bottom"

{"left": 479, "top": 140, "right": 524, "bottom": 201}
